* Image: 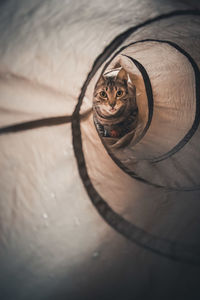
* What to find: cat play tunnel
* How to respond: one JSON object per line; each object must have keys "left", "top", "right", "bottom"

{"left": 1, "top": 1, "right": 200, "bottom": 299}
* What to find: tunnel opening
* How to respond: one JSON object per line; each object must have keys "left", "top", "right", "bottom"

{"left": 88, "top": 38, "right": 200, "bottom": 190}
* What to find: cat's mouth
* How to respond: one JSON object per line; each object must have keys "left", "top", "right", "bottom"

{"left": 95, "top": 105, "right": 125, "bottom": 120}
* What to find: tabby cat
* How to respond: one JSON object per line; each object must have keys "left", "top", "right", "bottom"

{"left": 93, "top": 68, "right": 138, "bottom": 139}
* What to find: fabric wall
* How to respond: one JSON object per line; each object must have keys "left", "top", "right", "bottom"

{"left": 0, "top": 1, "right": 200, "bottom": 299}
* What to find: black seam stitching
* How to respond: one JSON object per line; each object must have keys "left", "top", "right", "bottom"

{"left": 0, "top": 109, "right": 92, "bottom": 135}
{"left": 71, "top": 10, "right": 200, "bottom": 264}
{"left": 0, "top": 116, "right": 72, "bottom": 134}
{"left": 121, "top": 54, "right": 154, "bottom": 144}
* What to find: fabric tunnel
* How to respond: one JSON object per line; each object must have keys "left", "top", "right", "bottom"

{"left": 1, "top": 0, "right": 200, "bottom": 299}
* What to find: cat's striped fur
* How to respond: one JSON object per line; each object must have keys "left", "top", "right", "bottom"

{"left": 93, "top": 68, "right": 138, "bottom": 139}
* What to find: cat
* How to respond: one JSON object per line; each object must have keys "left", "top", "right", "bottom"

{"left": 93, "top": 68, "right": 138, "bottom": 141}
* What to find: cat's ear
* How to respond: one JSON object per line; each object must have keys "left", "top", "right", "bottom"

{"left": 97, "top": 75, "right": 106, "bottom": 86}
{"left": 116, "top": 68, "right": 128, "bottom": 82}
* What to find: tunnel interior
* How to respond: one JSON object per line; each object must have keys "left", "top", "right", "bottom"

{"left": 1, "top": 1, "right": 200, "bottom": 300}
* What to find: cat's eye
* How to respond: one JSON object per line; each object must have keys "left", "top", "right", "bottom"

{"left": 116, "top": 90, "right": 123, "bottom": 97}
{"left": 100, "top": 91, "right": 107, "bottom": 98}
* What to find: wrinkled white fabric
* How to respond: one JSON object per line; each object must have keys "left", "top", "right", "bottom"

{"left": 0, "top": 0, "right": 200, "bottom": 299}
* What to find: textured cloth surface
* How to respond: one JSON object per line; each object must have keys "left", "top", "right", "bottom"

{"left": 1, "top": 1, "right": 200, "bottom": 300}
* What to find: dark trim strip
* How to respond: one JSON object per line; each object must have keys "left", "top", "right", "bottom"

{"left": 72, "top": 10, "right": 200, "bottom": 264}
{"left": 0, "top": 109, "right": 91, "bottom": 135}
{"left": 0, "top": 116, "right": 72, "bottom": 134}
{"left": 122, "top": 54, "right": 154, "bottom": 143}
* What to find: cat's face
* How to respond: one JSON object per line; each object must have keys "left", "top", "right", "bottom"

{"left": 93, "top": 68, "right": 129, "bottom": 118}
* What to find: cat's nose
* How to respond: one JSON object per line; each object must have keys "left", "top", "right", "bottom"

{"left": 109, "top": 102, "right": 116, "bottom": 108}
